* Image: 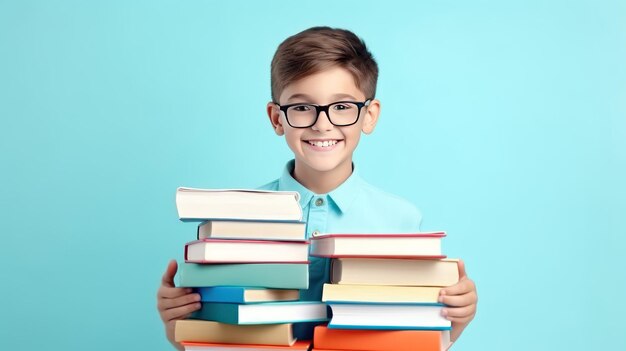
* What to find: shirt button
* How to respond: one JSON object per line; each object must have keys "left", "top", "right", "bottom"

{"left": 312, "top": 230, "right": 321, "bottom": 237}
{"left": 315, "top": 198, "right": 324, "bottom": 206}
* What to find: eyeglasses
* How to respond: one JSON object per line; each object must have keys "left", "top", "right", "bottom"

{"left": 275, "top": 100, "right": 371, "bottom": 128}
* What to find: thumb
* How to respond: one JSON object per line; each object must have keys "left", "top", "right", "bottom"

{"left": 457, "top": 259, "right": 468, "bottom": 279}
{"left": 161, "top": 259, "right": 178, "bottom": 288}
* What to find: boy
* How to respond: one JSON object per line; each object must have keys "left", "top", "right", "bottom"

{"left": 158, "top": 27, "right": 477, "bottom": 350}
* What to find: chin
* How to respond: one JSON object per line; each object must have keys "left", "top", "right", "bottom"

{"left": 301, "top": 156, "right": 346, "bottom": 173}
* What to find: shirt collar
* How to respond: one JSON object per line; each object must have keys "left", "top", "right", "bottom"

{"left": 277, "top": 159, "right": 361, "bottom": 214}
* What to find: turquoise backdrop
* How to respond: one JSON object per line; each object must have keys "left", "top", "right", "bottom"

{"left": 1, "top": 1, "right": 624, "bottom": 350}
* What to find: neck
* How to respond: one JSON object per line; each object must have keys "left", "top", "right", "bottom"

{"left": 292, "top": 159, "right": 353, "bottom": 194}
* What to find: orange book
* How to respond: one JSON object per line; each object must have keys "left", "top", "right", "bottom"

{"left": 313, "top": 326, "right": 451, "bottom": 351}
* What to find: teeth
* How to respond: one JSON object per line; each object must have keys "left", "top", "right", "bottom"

{"left": 308, "top": 140, "right": 338, "bottom": 147}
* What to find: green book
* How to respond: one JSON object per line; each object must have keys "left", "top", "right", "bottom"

{"left": 178, "top": 262, "right": 309, "bottom": 289}
{"left": 190, "top": 301, "right": 328, "bottom": 324}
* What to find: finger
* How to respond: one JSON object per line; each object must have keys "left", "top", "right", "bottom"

{"left": 161, "top": 260, "right": 178, "bottom": 288}
{"left": 159, "top": 285, "right": 193, "bottom": 299}
{"left": 159, "top": 293, "right": 201, "bottom": 311}
{"left": 457, "top": 259, "right": 467, "bottom": 279}
{"left": 439, "top": 292, "right": 476, "bottom": 307}
{"left": 162, "top": 302, "right": 202, "bottom": 322}
{"left": 440, "top": 277, "right": 475, "bottom": 296}
{"left": 442, "top": 305, "right": 475, "bottom": 319}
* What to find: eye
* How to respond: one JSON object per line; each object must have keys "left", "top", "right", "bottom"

{"left": 332, "top": 103, "right": 353, "bottom": 111}
{"left": 292, "top": 105, "right": 312, "bottom": 112}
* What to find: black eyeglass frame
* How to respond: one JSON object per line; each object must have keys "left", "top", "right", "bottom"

{"left": 274, "top": 99, "right": 372, "bottom": 128}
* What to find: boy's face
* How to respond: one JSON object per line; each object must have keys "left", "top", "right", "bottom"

{"left": 267, "top": 66, "right": 380, "bottom": 176}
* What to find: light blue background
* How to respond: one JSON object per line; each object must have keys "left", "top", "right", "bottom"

{"left": 1, "top": 1, "right": 624, "bottom": 350}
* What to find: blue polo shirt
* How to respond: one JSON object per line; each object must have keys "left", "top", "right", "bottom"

{"left": 258, "top": 160, "right": 422, "bottom": 339}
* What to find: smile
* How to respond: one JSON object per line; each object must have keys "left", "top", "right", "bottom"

{"left": 307, "top": 140, "right": 338, "bottom": 148}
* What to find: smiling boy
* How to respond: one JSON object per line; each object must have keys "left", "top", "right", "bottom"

{"left": 158, "top": 26, "right": 477, "bottom": 350}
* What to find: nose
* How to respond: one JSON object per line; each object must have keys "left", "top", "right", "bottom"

{"left": 311, "top": 109, "right": 334, "bottom": 131}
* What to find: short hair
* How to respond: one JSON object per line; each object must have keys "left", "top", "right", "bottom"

{"left": 270, "top": 26, "right": 379, "bottom": 103}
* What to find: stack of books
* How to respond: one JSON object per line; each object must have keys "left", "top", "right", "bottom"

{"left": 173, "top": 187, "right": 330, "bottom": 351}
{"left": 309, "top": 233, "right": 459, "bottom": 351}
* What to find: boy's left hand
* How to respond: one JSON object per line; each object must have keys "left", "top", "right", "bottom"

{"left": 438, "top": 259, "right": 477, "bottom": 342}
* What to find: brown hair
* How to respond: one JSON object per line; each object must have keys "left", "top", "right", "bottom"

{"left": 270, "top": 26, "right": 379, "bottom": 102}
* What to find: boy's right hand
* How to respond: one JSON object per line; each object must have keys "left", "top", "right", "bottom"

{"left": 157, "top": 260, "right": 202, "bottom": 351}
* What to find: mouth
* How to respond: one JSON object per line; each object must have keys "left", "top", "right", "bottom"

{"left": 302, "top": 139, "right": 343, "bottom": 151}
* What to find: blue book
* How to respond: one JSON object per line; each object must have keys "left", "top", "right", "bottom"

{"left": 190, "top": 301, "right": 329, "bottom": 325}
{"left": 196, "top": 287, "right": 300, "bottom": 304}
{"left": 178, "top": 262, "right": 309, "bottom": 289}
{"left": 327, "top": 303, "right": 451, "bottom": 330}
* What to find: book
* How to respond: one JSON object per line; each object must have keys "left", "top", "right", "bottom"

{"left": 198, "top": 220, "right": 306, "bottom": 241}
{"left": 327, "top": 303, "right": 451, "bottom": 330}
{"left": 310, "top": 233, "right": 446, "bottom": 258}
{"left": 331, "top": 258, "right": 459, "bottom": 287}
{"left": 322, "top": 283, "right": 442, "bottom": 304}
{"left": 181, "top": 340, "right": 310, "bottom": 351}
{"left": 175, "top": 320, "right": 296, "bottom": 346}
{"left": 185, "top": 239, "right": 309, "bottom": 263}
{"left": 196, "top": 287, "right": 299, "bottom": 304}
{"left": 179, "top": 262, "right": 309, "bottom": 289}
{"left": 190, "top": 301, "right": 329, "bottom": 325}
{"left": 313, "top": 326, "right": 451, "bottom": 351}
{"left": 176, "top": 188, "right": 302, "bottom": 221}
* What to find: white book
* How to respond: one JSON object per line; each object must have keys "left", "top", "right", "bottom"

{"left": 328, "top": 303, "right": 451, "bottom": 330}
{"left": 310, "top": 233, "right": 445, "bottom": 258}
{"left": 193, "top": 301, "right": 328, "bottom": 325}
{"left": 176, "top": 188, "right": 302, "bottom": 221}
{"left": 184, "top": 239, "right": 309, "bottom": 263}
{"left": 198, "top": 220, "right": 306, "bottom": 241}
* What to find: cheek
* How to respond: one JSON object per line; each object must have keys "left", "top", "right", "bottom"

{"left": 284, "top": 130, "right": 304, "bottom": 150}
{"left": 343, "top": 128, "right": 362, "bottom": 147}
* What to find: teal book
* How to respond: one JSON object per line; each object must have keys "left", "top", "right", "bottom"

{"left": 178, "top": 262, "right": 309, "bottom": 289}
{"left": 190, "top": 301, "right": 329, "bottom": 324}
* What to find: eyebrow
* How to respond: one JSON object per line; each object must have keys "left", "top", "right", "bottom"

{"left": 285, "top": 93, "right": 358, "bottom": 103}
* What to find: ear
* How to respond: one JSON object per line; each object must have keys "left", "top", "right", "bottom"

{"left": 361, "top": 99, "right": 381, "bottom": 135}
{"left": 267, "top": 102, "right": 285, "bottom": 136}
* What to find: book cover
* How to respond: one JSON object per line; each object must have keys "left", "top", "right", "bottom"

{"left": 331, "top": 258, "right": 459, "bottom": 287}
{"left": 190, "top": 301, "right": 329, "bottom": 325}
{"left": 176, "top": 188, "right": 302, "bottom": 221}
{"left": 196, "top": 287, "right": 299, "bottom": 303}
{"left": 184, "top": 239, "right": 309, "bottom": 264}
{"left": 175, "top": 320, "right": 296, "bottom": 346}
{"left": 310, "top": 233, "right": 446, "bottom": 258}
{"left": 198, "top": 220, "right": 306, "bottom": 241}
{"left": 179, "top": 262, "right": 309, "bottom": 289}
{"left": 313, "top": 326, "right": 451, "bottom": 351}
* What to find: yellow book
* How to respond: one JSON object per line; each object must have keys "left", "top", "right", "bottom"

{"left": 175, "top": 320, "right": 295, "bottom": 346}
{"left": 322, "top": 283, "right": 442, "bottom": 304}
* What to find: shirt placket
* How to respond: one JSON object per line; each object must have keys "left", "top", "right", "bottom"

{"left": 307, "top": 195, "right": 328, "bottom": 238}
{"left": 300, "top": 194, "right": 330, "bottom": 302}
